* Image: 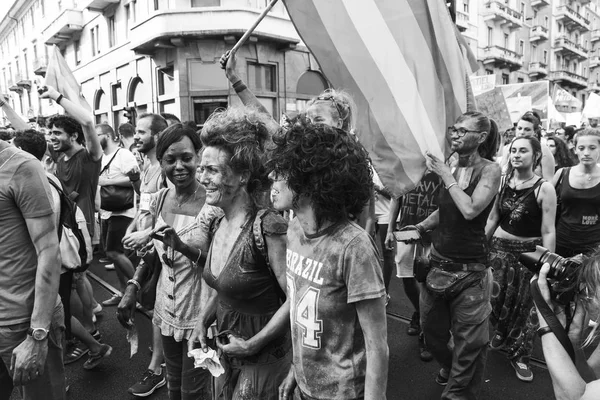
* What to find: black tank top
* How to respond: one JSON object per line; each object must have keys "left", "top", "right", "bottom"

{"left": 557, "top": 171, "right": 600, "bottom": 251}
{"left": 499, "top": 179, "right": 543, "bottom": 238}
{"left": 432, "top": 165, "right": 495, "bottom": 263}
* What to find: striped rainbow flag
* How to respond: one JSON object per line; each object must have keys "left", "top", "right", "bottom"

{"left": 282, "top": 0, "right": 476, "bottom": 197}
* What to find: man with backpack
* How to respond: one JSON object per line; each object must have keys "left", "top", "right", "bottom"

{"left": 13, "top": 130, "right": 112, "bottom": 371}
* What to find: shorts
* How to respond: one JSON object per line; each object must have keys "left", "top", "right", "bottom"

{"left": 395, "top": 242, "right": 431, "bottom": 278}
{"left": 101, "top": 216, "right": 133, "bottom": 254}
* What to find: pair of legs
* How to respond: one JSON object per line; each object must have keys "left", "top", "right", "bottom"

{"left": 162, "top": 335, "right": 212, "bottom": 400}
{"left": 0, "top": 304, "right": 66, "bottom": 400}
{"left": 101, "top": 216, "right": 135, "bottom": 292}
{"left": 421, "top": 269, "right": 493, "bottom": 400}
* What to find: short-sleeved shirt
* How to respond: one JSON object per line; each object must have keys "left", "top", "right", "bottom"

{"left": 137, "top": 162, "right": 165, "bottom": 231}
{"left": 0, "top": 145, "right": 55, "bottom": 325}
{"left": 99, "top": 148, "right": 138, "bottom": 220}
{"left": 286, "top": 218, "right": 385, "bottom": 400}
{"left": 56, "top": 148, "right": 101, "bottom": 236}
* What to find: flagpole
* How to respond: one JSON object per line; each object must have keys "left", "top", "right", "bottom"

{"left": 229, "top": 0, "right": 279, "bottom": 55}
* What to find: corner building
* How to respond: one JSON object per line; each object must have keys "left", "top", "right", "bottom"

{"left": 0, "top": 0, "right": 330, "bottom": 127}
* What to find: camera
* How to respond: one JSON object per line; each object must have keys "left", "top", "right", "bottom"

{"left": 519, "top": 245, "right": 583, "bottom": 305}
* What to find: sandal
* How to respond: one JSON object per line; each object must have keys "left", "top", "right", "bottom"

{"left": 64, "top": 340, "right": 89, "bottom": 365}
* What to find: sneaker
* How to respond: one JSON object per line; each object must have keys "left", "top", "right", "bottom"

{"left": 510, "top": 358, "right": 534, "bottom": 382}
{"left": 83, "top": 344, "right": 112, "bottom": 370}
{"left": 92, "top": 303, "right": 103, "bottom": 315}
{"left": 435, "top": 368, "right": 449, "bottom": 386}
{"left": 104, "top": 263, "right": 115, "bottom": 270}
{"left": 101, "top": 294, "right": 122, "bottom": 307}
{"left": 98, "top": 257, "right": 110, "bottom": 263}
{"left": 407, "top": 312, "right": 420, "bottom": 336}
{"left": 64, "top": 340, "right": 89, "bottom": 365}
{"left": 128, "top": 368, "right": 167, "bottom": 397}
{"left": 489, "top": 332, "right": 505, "bottom": 350}
{"left": 418, "top": 333, "right": 433, "bottom": 362}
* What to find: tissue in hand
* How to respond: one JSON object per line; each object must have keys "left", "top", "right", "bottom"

{"left": 188, "top": 348, "right": 225, "bottom": 377}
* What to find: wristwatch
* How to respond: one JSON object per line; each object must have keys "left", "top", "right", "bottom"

{"left": 27, "top": 327, "right": 49, "bottom": 341}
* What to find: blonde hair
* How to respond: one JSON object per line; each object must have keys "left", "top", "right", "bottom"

{"left": 306, "top": 89, "right": 357, "bottom": 133}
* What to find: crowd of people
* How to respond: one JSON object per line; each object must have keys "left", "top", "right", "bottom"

{"left": 2, "top": 48, "right": 600, "bottom": 400}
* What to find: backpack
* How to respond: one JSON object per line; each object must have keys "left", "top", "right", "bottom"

{"left": 47, "top": 178, "right": 93, "bottom": 272}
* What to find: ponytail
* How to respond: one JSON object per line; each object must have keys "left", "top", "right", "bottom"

{"left": 479, "top": 118, "right": 499, "bottom": 161}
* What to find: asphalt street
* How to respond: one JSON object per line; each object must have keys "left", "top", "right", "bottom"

{"left": 8, "top": 258, "right": 557, "bottom": 400}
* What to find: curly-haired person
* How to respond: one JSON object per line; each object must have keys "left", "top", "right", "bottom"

{"left": 270, "top": 121, "right": 389, "bottom": 400}
{"left": 188, "top": 107, "right": 292, "bottom": 400}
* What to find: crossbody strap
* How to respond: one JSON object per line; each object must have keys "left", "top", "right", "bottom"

{"left": 100, "top": 148, "right": 120, "bottom": 175}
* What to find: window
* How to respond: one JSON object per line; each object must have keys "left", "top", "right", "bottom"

{"left": 192, "top": 0, "right": 220, "bottom": 6}
{"left": 158, "top": 66, "right": 175, "bottom": 96}
{"left": 520, "top": 2, "right": 525, "bottom": 21}
{"left": 153, "top": 0, "right": 159, "bottom": 10}
{"left": 74, "top": 40, "right": 81, "bottom": 65}
{"left": 544, "top": 16, "right": 548, "bottom": 28}
{"left": 463, "top": 0, "right": 469, "bottom": 13}
{"left": 543, "top": 50, "right": 548, "bottom": 64}
{"left": 193, "top": 98, "right": 228, "bottom": 126}
{"left": 32, "top": 43, "right": 37, "bottom": 60}
{"left": 91, "top": 26, "right": 100, "bottom": 56}
{"left": 502, "top": 74, "right": 509, "bottom": 84}
{"left": 40, "top": 0, "right": 45, "bottom": 17}
{"left": 485, "top": 69, "right": 494, "bottom": 75}
{"left": 504, "top": 33, "right": 509, "bottom": 49}
{"left": 519, "top": 40, "right": 524, "bottom": 56}
{"left": 517, "top": 77, "right": 524, "bottom": 83}
{"left": 584, "top": 67, "right": 587, "bottom": 77}
{"left": 111, "top": 82, "right": 122, "bottom": 107}
{"left": 125, "top": 5, "right": 130, "bottom": 38}
{"left": 108, "top": 16, "right": 116, "bottom": 48}
{"left": 487, "top": 27, "right": 493, "bottom": 46}
{"left": 531, "top": 44, "right": 537, "bottom": 61}
{"left": 558, "top": 23, "right": 562, "bottom": 33}
{"left": 247, "top": 63, "right": 276, "bottom": 92}
{"left": 23, "top": 51, "right": 28, "bottom": 78}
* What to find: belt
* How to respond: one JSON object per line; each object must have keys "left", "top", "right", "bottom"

{"left": 430, "top": 258, "right": 487, "bottom": 272}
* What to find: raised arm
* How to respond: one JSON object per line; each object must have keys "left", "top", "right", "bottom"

{"left": 538, "top": 181, "right": 556, "bottom": 252}
{"left": 218, "top": 233, "right": 290, "bottom": 357}
{"left": 0, "top": 97, "right": 29, "bottom": 131}
{"left": 39, "top": 86, "right": 102, "bottom": 161}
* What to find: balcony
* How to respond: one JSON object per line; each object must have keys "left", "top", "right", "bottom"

{"left": 528, "top": 62, "right": 548, "bottom": 78}
{"left": 554, "top": 36, "right": 589, "bottom": 60}
{"left": 33, "top": 56, "right": 48, "bottom": 77}
{"left": 82, "top": 0, "right": 119, "bottom": 12}
{"left": 130, "top": 8, "right": 300, "bottom": 54}
{"left": 483, "top": 1, "right": 523, "bottom": 30}
{"left": 455, "top": 10, "right": 469, "bottom": 32}
{"left": 42, "top": 9, "right": 83, "bottom": 45}
{"left": 16, "top": 74, "right": 31, "bottom": 91}
{"left": 530, "top": 0, "right": 549, "bottom": 9}
{"left": 590, "top": 56, "right": 600, "bottom": 68}
{"left": 481, "top": 45, "right": 523, "bottom": 70}
{"left": 592, "top": 30, "right": 600, "bottom": 43}
{"left": 590, "top": 81, "right": 600, "bottom": 92}
{"left": 8, "top": 79, "right": 22, "bottom": 93}
{"left": 555, "top": 5, "right": 590, "bottom": 32}
{"left": 550, "top": 70, "right": 588, "bottom": 89}
{"left": 529, "top": 25, "right": 549, "bottom": 42}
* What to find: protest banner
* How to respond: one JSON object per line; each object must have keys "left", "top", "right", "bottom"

{"left": 505, "top": 95, "right": 532, "bottom": 123}
{"left": 475, "top": 87, "right": 512, "bottom": 132}
{"left": 499, "top": 81, "right": 549, "bottom": 122}
{"left": 282, "top": 0, "right": 476, "bottom": 197}
{"left": 553, "top": 84, "right": 582, "bottom": 110}
{"left": 583, "top": 92, "right": 600, "bottom": 119}
{"left": 470, "top": 74, "right": 496, "bottom": 96}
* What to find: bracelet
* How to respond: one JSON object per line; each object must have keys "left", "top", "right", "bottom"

{"left": 233, "top": 80, "right": 247, "bottom": 93}
{"left": 127, "top": 279, "right": 141, "bottom": 292}
{"left": 445, "top": 182, "right": 458, "bottom": 190}
{"left": 537, "top": 326, "right": 553, "bottom": 337}
{"left": 55, "top": 94, "right": 64, "bottom": 105}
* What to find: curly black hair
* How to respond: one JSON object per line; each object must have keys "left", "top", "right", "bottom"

{"left": 200, "top": 107, "right": 272, "bottom": 209}
{"left": 268, "top": 119, "right": 373, "bottom": 228}
{"left": 48, "top": 115, "right": 84, "bottom": 144}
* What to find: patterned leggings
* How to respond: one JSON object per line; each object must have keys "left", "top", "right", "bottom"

{"left": 489, "top": 237, "right": 541, "bottom": 362}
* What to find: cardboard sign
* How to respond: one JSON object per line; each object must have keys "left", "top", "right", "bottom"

{"left": 475, "top": 87, "right": 513, "bottom": 132}
{"left": 505, "top": 96, "right": 532, "bottom": 123}
{"left": 470, "top": 74, "right": 496, "bottom": 96}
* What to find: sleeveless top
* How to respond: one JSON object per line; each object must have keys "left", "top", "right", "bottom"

{"left": 432, "top": 167, "right": 495, "bottom": 263}
{"left": 498, "top": 179, "right": 543, "bottom": 238}
{"left": 203, "top": 209, "right": 290, "bottom": 363}
{"left": 556, "top": 171, "right": 600, "bottom": 252}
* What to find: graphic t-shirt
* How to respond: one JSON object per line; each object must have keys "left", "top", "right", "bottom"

{"left": 0, "top": 145, "right": 54, "bottom": 325}
{"left": 56, "top": 148, "right": 101, "bottom": 236}
{"left": 399, "top": 172, "right": 442, "bottom": 228}
{"left": 286, "top": 218, "right": 385, "bottom": 400}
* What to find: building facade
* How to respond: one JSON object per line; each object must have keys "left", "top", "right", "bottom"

{"left": 0, "top": 0, "right": 330, "bottom": 127}
{"left": 456, "top": 0, "right": 600, "bottom": 111}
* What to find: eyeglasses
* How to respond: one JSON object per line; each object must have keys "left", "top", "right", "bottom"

{"left": 316, "top": 94, "right": 344, "bottom": 120}
{"left": 447, "top": 126, "right": 481, "bottom": 138}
